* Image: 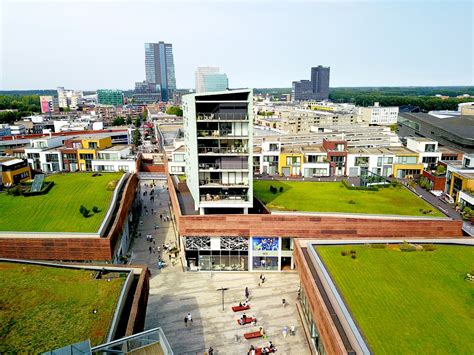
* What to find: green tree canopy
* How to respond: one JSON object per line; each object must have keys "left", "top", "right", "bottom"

{"left": 166, "top": 106, "right": 183, "bottom": 116}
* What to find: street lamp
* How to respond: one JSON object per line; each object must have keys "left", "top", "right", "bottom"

{"left": 216, "top": 287, "right": 228, "bottom": 311}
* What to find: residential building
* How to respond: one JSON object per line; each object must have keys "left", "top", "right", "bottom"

{"left": 406, "top": 137, "right": 442, "bottom": 170}
{"left": 460, "top": 102, "right": 474, "bottom": 115}
{"left": 398, "top": 112, "right": 474, "bottom": 153}
{"left": 0, "top": 157, "right": 32, "bottom": 185}
{"left": 0, "top": 124, "right": 11, "bottom": 137}
{"left": 445, "top": 153, "right": 474, "bottom": 204}
{"left": 292, "top": 66, "right": 330, "bottom": 101}
{"left": 97, "top": 89, "right": 124, "bottom": 107}
{"left": 183, "top": 89, "right": 253, "bottom": 215}
{"left": 301, "top": 145, "right": 330, "bottom": 177}
{"left": 40, "top": 96, "right": 59, "bottom": 114}
{"left": 195, "top": 67, "right": 229, "bottom": 93}
{"left": 322, "top": 139, "right": 347, "bottom": 176}
{"left": 359, "top": 102, "right": 399, "bottom": 125}
{"left": 347, "top": 147, "right": 395, "bottom": 177}
{"left": 167, "top": 144, "right": 186, "bottom": 174}
{"left": 91, "top": 145, "right": 137, "bottom": 173}
{"left": 391, "top": 146, "right": 424, "bottom": 178}
{"left": 24, "top": 137, "right": 64, "bottom": 171}
{"left": 9, "top": 124, "right": 26, "bottom": 136}
{"left": 57, "top": 87, "right": 83, "bottom": 110}
{"left": 144, "top": 42, "right": 176, "bottom": 101}
{"left": 278, "top": 146, "right": 304, "bottom": 176}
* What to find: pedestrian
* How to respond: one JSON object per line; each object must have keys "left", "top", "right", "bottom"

{"left": 245, "top": 287, "right": 249, "bottom": 299}
{"left": 160, "top": 214, "right": 163, "bottom": 220}
{"left": 187, "top": 313, "right": 193, "bottom": 325}
{"left": 208, "top": 347, "right": 214, "bottom": 355}
{"left": 184, "top": 316, "right": 188, "bottom": 327}
{"left": 290, "top": 325, "right": 296, "bottom": 336}
{"left": 262, "top": 275, "right": 266, "bottom": 284}
{"left": 153, "top": 239, "right": 156, "bottom": 245}
{"left": 283, "top": 325, "right": 289, "bottom": 338}
{"left": 152, "top": 246, "right": 156, "bottom": 254}
{"left": 148, "top": 246, "right": 152, "bottom": 254}
{"left": 282, "top": 298, "right": 286, "bottom": 308}
{"left": 169, "top": 253, "right": 172, "bottom": 261}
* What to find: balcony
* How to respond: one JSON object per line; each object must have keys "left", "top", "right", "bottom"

{"left": 197, "top": 129, "right": 247, "bottom": 138}
{"left": 199, "top": 179, "right": 249, "bottom": 187}
{"left": 198, "top": 162, "right": 249, "bottom": 170}
{"left": 197, "top": 113, "right": 248, "bottom": 121}
{"left": 198, "top": 146, "right": 248, "bottom": 155}
{"left": 200, "top": 193, "right": 249, "bottom": 203}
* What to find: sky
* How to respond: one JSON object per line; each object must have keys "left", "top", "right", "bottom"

{"left": 0, "top": 0, "right": 473, "bottom": 90}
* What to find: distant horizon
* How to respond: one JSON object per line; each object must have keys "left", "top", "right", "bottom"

{"left": 1, "top": 1, "right": 472, "bottom": 90}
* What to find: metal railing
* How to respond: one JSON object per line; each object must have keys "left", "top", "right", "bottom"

{"left": 197, "top": 129, "right": 247, "bottom": 138}
{"left": 200, "top": 193, "right": 249, "bottom": 202}
{"left": 198, "top": 162, "right": 249, "bottom": 170}
{"left": 199, "top": 179, "right": 249, "bottom": 187}
{"left": 198, "top": 146, "right": 248, "bottom": 154}
{"left": 197, "top": 112, "right": 248, "bottom": 121}
{"left": 92, "top": 327, "right": 173, "bottom": 354}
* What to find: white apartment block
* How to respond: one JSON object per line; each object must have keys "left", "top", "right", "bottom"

{"left": 24, "top": 137, "right": 64, "bottom": 171}
{"left": 183, "top": 89, "right": 253, "bottom": 215}
{"left": 91, "top": 145, "right": 137, "bottom": 173}
{"left": 406, "top": 137, "right": 442, "bottom": 169}
{"left": 57, "top": 87, "right": 83, "bottom": 109}
{"left": 359, "top": 102, "right": 399, "bottom": 125}
{"left": 347, "top": 147, "right": 396, "bottom": 177}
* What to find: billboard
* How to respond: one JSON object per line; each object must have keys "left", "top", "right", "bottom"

{"left": 40, "top": 96, "right": 51, "bottom": 113}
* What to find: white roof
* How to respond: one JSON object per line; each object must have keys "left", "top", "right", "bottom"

{"left": 1, "top": 158, "right": 23, "bottom": 166}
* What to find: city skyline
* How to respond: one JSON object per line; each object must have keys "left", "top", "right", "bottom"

{"left": 1, "top": 0, "right": 473, "bottom": 90}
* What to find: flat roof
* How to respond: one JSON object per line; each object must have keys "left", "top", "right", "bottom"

{"left": 100, "top": 144, "right": 130, "bottom": 152}
{"left": 0, "top": 158, "right": 23, "bottom": 166}
{"left": 399, "top": 112, "right": 474, "bottom": 140}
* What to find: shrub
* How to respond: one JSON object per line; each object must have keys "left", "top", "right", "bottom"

{"left": 341, "top": 250, "right": 348, "bottom": 256}
{"left": 348, "top": 200, "right": 356, "bottom": 204}
{"left": 80, "top": 205, "right": 86, "bottom": 214}
{"left": 82, "top": 208, "right": 91, "bottom": 218}
{"left": 269, "top": 185, "right": 274, "bottom": 192}
{"left": 400, "top": 241, "right": 416, "bottom": 252}
{"left": 422, "top": 244, "right": 437, "bottom": 252}
{"left": 350, "top": 249, "right": 356, "bottom": 254}
{"left": 351, "top": 254, "right": 356, "bottom": 259}
{"left": 106, "top": 180, "right": 118, "bottom": 191}
{"left": 92, "top": 206, "right": 100, "bottom": 213}
{"left": 279, "top": 186, "right": 283, "bottom": 193}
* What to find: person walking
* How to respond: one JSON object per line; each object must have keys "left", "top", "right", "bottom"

{"left": 283, "top": 325, "right": 289, "bottom": 338}
{"left": 184, "top": 316, "right": 188, "bottom": 327}
{"left": 245, "top": 287, "right": 250, "bottom": 299}
{"left": 290, "top": 325, "right": 296, "bottom": 336}
{"left": 187, "top": 313, "right": 193, "bottom": 325}
{"left": 148, "top": 246, "right": 152, "bottom": 254}
{"left": 282, "top": 298, "right": 286, "bottom": 308}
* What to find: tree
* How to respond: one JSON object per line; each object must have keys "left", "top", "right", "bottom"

{"left": 112, "top": 117, "right": 125, "bottom": 126}
{"left": 142, "top": 109, "right": 148, "bottom": 120}
{"left": 135, "top": 116, "right": 141, "bottom": 128}
{"left": 133, "top": 129, "right": 141, "bottom": 147}
{"left": 435, "top": 165, "right": 446, "bottom": 176}
{"left": 166, "top": 106, "right": 183, "bottom": 117}
{"left": 126, "top": 116, "right": 132, "bottom": 125}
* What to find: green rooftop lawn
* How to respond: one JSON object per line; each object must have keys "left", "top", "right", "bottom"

{"left": 316, "top": 245, "right": 474, "bottom": 354}
{"left": 0, "top": 172, "right": 123, "bottom": 233}
{"left": 254, "top": 180, "right": 444, "bottom": 217}
{"left": 0, "top": 262, "right": 126, "bottom": 353}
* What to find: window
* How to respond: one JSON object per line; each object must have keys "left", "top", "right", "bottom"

{"left": 425, "top": 144, "right": 436, "bottom": 152}
{"left": 118, "top": 165, "right": 129, "bottom": 172}
{"left": 88, "top": 142, "right": 98, "bottom": 149}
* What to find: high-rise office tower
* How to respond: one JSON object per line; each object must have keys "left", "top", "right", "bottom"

{"left": 144, "top": 42, "right": 176, "bottom": 101}
{"left": 183, "top": 89, "right": 253, "bottom": 215}
{"left": 311, "top": 66, "right": 330, "bottom": 100}
{"left": 195, "top": 67, "right": 229, "bottom": 93}
{"left": 292, "top": 66, "right": 330, "bottom": 101}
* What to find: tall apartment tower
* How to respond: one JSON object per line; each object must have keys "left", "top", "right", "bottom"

{"left": 144, "top": 42, "right": 176, "bottom": 101}
{"left": 183, "top": 89, "right": 253, "bottom": 215}
{"left": 311, "top": 66, "right": 330, "bottom": 100}
{"left": 292, "top": 65, "right": 330, "bottom": 101}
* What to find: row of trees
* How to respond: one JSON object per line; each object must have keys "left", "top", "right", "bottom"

{"left": 0, "top": 95, "right": 41, "bottom": 124}
{"left": 166, "top": 106, "right": 183, "bottom": 116}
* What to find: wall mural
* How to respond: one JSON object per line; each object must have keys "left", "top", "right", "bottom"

{"left": 185, "top": 237, "right": 210, "bottom": 250}
{"left": 252, "top": 237, "right": 279, "bottom": 251}
{"left": 221, "top": 237, "right": 248, "bottom": 251}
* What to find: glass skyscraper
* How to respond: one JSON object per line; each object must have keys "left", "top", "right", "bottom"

{"left": 144, "top": 42, "right": 176, "bottom": 101}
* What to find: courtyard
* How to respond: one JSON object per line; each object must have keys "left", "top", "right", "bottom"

{"left": 254, "top": 180, "right": 444, "bottom": 217}
{"left": 145, "top": 270, "right": 309, "bottom": 354}
{"left": 316, "top": 244, "right": 474, "bottom": 354}
{"left": 0, "top": 262, "right": 125, "bottom": 353}
{"left": 0, "top": 172, "right": 123, "bottom": 233}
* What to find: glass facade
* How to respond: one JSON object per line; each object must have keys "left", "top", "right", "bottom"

{"left": 300, "top": 285, "right": 326, "bottom": 355}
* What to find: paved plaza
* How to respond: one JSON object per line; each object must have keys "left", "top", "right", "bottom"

{"left": 130, "top": 178, "right": 310, "bottom": 354}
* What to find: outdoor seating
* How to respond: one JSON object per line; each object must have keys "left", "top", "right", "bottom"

{"left": 232, "top": 305, "right": 250, "bottom": 312}
{"left": 255, "top": 348, "right": 275, "bottom": 355}
{"left": 237, "top": 317, "right": 255, "bottom": 325}
{"left": 244, "top": 331, "right": 262, "bottom": 340}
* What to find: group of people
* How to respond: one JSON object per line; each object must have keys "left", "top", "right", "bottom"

{"left": 247, "top": 341, "right": 276, "bottom": 355}
{"left": 239, "top": 313, "right": 257, "bottom": 326}
{"left": 183, "top": 312, "right": 193, "bottom": 327}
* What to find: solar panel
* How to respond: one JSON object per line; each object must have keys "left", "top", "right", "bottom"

{"left": 30, "top": 174, "right": 45, "bottom": 192}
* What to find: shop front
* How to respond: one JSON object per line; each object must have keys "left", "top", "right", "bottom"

{"left": 184, "top": 236, "right": 295, "bottom": 272}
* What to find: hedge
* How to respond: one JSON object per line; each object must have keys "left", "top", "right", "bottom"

{"left": 23, "top": 181, "right": 55, "bottom": 197}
